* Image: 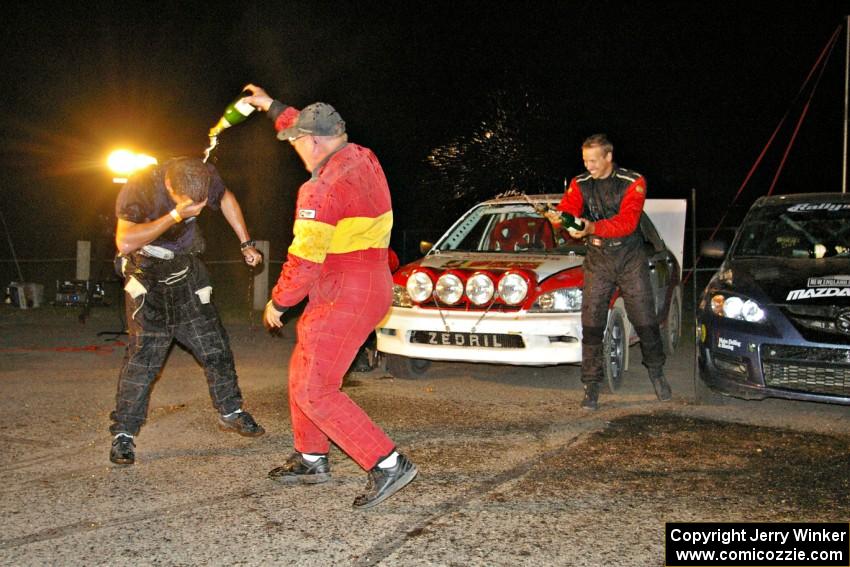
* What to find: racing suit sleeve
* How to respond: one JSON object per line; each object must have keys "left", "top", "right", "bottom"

{"left": 267, "top": 100, "right": 301, "bottom": 134}
{"left": 266, "top": 100, "right": 325, "bottom": 310}
{"left": 555, "top": 178, "right": 584, "bottom": 218}
{"left": 270, "top": 180, "right": 338, "bottom": 309}
{"left": 592, "top": 176, "right": 647, "bottom": 238}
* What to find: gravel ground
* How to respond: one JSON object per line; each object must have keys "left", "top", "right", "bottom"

{"left": 0, "top": 305, "right": 848, "bottom": 566}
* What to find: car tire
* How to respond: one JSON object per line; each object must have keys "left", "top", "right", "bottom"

{"left": 604, "top": 309, "right": 627, "bottom": 393}
{"left": 385, "top": 354, "right": 431, "bottom": 379}
{"left": 694, "top": 374, "right": 728, "bottom": 405}
{"left": 662, "top": 289, "right": 682, "bottom": 355}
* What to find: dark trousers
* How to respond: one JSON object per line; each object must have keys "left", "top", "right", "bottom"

{"left": 580, "top": 241, "right": 665, "bottom": 384}
{"left": 109, "top": 271, "right": 243, "bottom": 436}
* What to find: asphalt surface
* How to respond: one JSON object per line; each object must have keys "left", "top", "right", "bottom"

{"left": 1, "top": 305, "right": 848, "bottom": 566}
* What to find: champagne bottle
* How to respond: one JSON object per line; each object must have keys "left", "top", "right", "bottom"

{"left": 557, "top": 178, "right": 585, "bottom": 231}
{"left": 208, "top": 95, "right": 256, "bottom": 138}
{"left": 558, "top": 211, "right": 586, "bottom": 231}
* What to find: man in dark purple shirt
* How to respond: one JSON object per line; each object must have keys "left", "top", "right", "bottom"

{"left": 109, "top": 157, "right": 265, "bottom": 465}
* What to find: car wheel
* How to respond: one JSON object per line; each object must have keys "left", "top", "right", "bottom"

{"left": 604, "top": 309, "right": 627, "bottom": 393}
{"left": 385, "top": 354, "right": 431, "bottom": 379}
{"left": 662, "top": 290, "right": 682, "bottom": 355}
{"left": 694, "top": 374, "right": 728, "bottom": 405}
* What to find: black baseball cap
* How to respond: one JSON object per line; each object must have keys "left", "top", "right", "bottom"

{"left": 277, "top": 102, "right": 346, "bottom": 141}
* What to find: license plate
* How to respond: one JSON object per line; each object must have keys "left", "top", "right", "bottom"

{"left": 410, "top": 331, "right": 524, "bottom": 348}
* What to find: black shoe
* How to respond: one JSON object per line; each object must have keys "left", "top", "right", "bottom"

{"left": 348, "top": 348, "right": 374, "bottom": 373}
{"left": 353, "top": 453, "right": 418, "bottom": 510}
{"left": 110, "top": 434, "right": 135, "bottom": 465}
{"left": 649, "top": 372, "right": 672, "bottom": 401}
{"left": 218, "top": 410, "right": 265, "bottom": 437}
{"left": 268, "top": 453, "right": 331, "bottom": 484}
{"left": 580, "top": 383, "right": 600, "bottom": 410}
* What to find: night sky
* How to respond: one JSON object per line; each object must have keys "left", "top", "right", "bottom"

{"left": 0, "top": 2, "right": 847, "bottom": 271}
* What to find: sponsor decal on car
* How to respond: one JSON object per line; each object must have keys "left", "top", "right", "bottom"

{"left": 786, "top": 276, "right": 850, "bottom": 300}
{"left": 786, "top": 203, "right": 850, "bottom": 213}
{"left": 717, "top": 337, "right": 742, "bottom": 352}
{"left": 807, "top": 275, "right": 850, "bottom": 287}
{"left": 439, "top": 259, "right": 544, "bottom": 270}
{"left": 786, "top": 287, "right": 850, "bottom": 300}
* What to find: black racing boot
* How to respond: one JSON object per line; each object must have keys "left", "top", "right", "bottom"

{"left": 353, "top": 453, "right": 418, "bottom": 510}
{"left": 580, "top": 383, "right": 600, "bottom": 411}
{"left": 110, "top": 433, "right": 135, "bottom": 465}
{"left": 268, "top": 453, "right": 331, "bottom": 484}
{"left": 649, "top": 369, "right": 672, "bottom": 401}
{"left": 218, "top": 410, "right": 265, "bottom": 437}
{"left": 348, "top": 345, "right": 374, "bottom": 373}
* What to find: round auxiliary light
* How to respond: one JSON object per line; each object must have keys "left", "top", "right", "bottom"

{"left": 498, "top": 272, "right": 529, "bottom": 305}
{"left": 435, "top": 273, "right": 464, "bottom": 305}
{"left": 406, "top": 271, "right": 434, "bottom": 303}
{"left": 465, "top": 272, "right": 495, "bottom": 306}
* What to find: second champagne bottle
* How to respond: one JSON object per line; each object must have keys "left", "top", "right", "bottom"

{"left": 209, "top": 95, "right": 256, "bottom": 138}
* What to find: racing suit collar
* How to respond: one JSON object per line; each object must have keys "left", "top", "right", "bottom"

{"left": 310, "top": 141, "right": 349, "bottom": 180}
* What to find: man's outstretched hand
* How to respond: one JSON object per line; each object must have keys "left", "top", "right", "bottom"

{"left": 263, "top": 300, "right": 284, "bottom": 330}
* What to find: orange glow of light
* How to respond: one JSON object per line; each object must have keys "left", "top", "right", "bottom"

{"left": 106, "top": 150, "right": 157, "bottom": 176}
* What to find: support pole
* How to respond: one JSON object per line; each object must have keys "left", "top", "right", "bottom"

{"left": 76, "top": 241, "right": 91, "bottom": 281}
{"left": 0, "top": 206, "right": 24, "bottom": 282}
{"left": 843, "top": 15, "right": 849, "bottom": 193}
{"left": 691, "top": 187, "right": 699, "bottom": 398}
{"left": 252, "top": 240, "right": 270, "bottom": 310}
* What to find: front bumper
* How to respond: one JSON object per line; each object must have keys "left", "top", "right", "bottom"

{"left": 697, "top": 317, "right": 850, "bottom": 405}
{"left": 376, "top": 306, "right": 583, "bottom": 365}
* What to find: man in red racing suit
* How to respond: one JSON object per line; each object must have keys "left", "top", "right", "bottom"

{"left": 547, "top": 134, "right": 672, "bottom": 410}
{"left": 243, "top": 84, "right": 417, "bottom": 510}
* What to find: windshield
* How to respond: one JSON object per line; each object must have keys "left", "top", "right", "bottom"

{"left": 733, "top": 201, "right": 850, "bottom": 259}
{"left": 433, "top": 202, "right": 585, "bottom": 254}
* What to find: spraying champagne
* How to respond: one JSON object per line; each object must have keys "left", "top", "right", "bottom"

{"left": 203, "top": 93, "right": 257, "bottom": 162}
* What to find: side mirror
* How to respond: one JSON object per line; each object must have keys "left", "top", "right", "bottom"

{"left": 419, "top": 241, "right": 434, "bottom": 255}
{"left": 700, "top": 240, "right": 727, "bottom": 259}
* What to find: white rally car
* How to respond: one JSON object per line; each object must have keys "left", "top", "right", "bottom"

{"left": 377, "top": 194, "right": 686, "bottom": 391}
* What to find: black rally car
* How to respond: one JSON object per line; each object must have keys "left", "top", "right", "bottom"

{"left": 697, "top": 192, "right": 850, "bottom": 405}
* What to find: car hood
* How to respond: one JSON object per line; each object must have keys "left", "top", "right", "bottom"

{"left": 721, "top": 257, "right": 850, "bottom": 304}
{"left": 414, "top": 251, "right": 584, "bottom": 280}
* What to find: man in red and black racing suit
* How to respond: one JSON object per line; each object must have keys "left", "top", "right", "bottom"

{"left": 548, "top": 134, "right": 672, "bottom": 410}
{"left": 243, "top": 84, "right": 417, "bottom": 510}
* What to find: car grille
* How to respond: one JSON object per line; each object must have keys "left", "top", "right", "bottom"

{"left": 780, "top": 305, "right": 850, "bottom": 345}
{"left": 761, "top": 344, "right": 850, "bottom": 396}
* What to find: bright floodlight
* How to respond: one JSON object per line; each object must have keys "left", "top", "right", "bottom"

{"left": 107, "top": 150, "right": 157, "bottom": 175}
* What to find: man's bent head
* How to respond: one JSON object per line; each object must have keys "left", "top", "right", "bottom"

{"left": 165, "top": 158, "right": 211, "bottom": 201}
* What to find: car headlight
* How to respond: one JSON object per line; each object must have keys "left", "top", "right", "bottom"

{"left": 710, "top": 294, "right": 766, "bottom": 323}
{"left": 465, "top": 273, "right": 495, "bottom": 306}
{"left": 393, "top": 284, "right": 412, "bottom": 308}
{"left": 435, "top": 273, "right": 464, "bottom": 304}
{"left": 498, "top": 272, "right": 529, "bottom": 305}
{"left": 406, "top": 271, "right": 434, "bottom": 303}
{"left": 530, "top": 288, "right": 582, "bottom": 312}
